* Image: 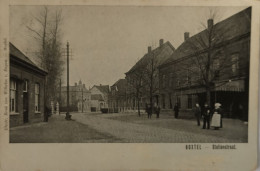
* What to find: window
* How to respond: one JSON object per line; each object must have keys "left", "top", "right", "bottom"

{"left": 23, "top": 80, "right": 28, "bottom": 92}
{"left": 169, "top": 73, "right": 173, "bottom": 87}
{"left": 177, "top": 96, "right": 181, "bottom": 108}
{"left": 231, "top": 54, "right": 239, "bottom": 73}
{"left": 162, "top": 94, "right": 165, "bottom": 109}
{"left": 35, "top": 83, "right": 40, "bottom": 112}
{"left": 10, "top": 79, "right": 17, "bottom": 113}
{"left": 169, "top": 93, "right": 172, "bottom": 109}
{"left": 187, "top": 69, "right": 191, "bottom": 85}
{"left": 177, "top": 79, "right": 180, "bottom": 87}
{"left": 187, "top": 94, "right": 192, "bottom": 109}
{"left": 162, "top": 75, "right": 166, "bottom": 88}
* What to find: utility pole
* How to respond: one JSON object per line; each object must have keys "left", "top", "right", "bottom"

{"left": 82, "top": 87, "right": 83, "bottom": 113}
{"left": 65, "top": 42, "right": 71, "bottom": 120}
{"left": 59, "top": 78, "right": 61, "bottom": 115}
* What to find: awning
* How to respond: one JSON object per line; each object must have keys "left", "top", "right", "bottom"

{"left": 215, "top": 80, "right": 245, "bottom": 92}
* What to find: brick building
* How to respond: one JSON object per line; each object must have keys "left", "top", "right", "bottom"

{"left": 108, "top": 79, "right": 127, "bottom": 113}
{"left": 125, "top": 39, "right": 175, "bottom": 111}
{"left": 158, "top": 7, "right": 251, "bottom": 120}
{"left": 10, "top": 43, "right": 48, "bottom": 127}
{"left": 60, "top": 80, "right": 91, "bottom": 112}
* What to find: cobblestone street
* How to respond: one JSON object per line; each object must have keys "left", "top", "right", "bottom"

{"left": 72, "top": 112, "right": 248, "bottom": 143}
{"left": 10, "top": 112, "right": 248, "bottom": 143}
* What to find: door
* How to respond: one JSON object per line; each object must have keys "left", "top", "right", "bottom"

{"left": 23, "top": 92, "right": 29, "bottom": 123}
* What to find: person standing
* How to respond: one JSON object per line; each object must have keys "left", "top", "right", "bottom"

{"left": 155, "top": 104, "right": 161, "bottom": 118}
{"left": 147, "top": 104, "right": 152, "bottom": 119}
{"left": 202, "top": 103, "right": 211, "bottom": 129}
{"left": 215, "top": 103, "right": 223, "bottom": 128}
{"left": 174, "top": 103, "right": 179, "bottom": 119}
{"left": 194, "top": 103, "right": 201, "bottom": 126}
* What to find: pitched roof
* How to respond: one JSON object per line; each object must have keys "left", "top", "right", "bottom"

{"left": 111, "top": 79, "right": 127, "bottom": 94}
{"left": 160, "top": 7, "right": 251, "bottom": 68}
{"left": 91, "top": 94, "right": 104, "bottom": 101}
{"left": 10, "top": 42, "right": 48, "bottom": 75}
{"left": 92, "top": 85, "right": 110, "bottom": 94}
{"left": 125, "top": 41, "right": 175, "bottom": 75}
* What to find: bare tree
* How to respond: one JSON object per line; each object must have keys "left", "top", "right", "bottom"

{"left": 27, "top": 6, "right": 64, "bottom": 106}
{"left": 142, "top": 51, "right": 160, "bottom": 111}
{"left": 174, "top": 9, "right": 241, "bottom": 106}
{"left": 127, "top": 66, "right": 145, "bottom": 116}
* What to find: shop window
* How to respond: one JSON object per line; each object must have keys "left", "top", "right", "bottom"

{"left": 35, "top": 83, "right": 40, "bottom": 112}
{"left": 10, "top": 79, "right": 17, "bottom": 113}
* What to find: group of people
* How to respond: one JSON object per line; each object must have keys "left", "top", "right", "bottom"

{"left": 144, "top": 102, "right": 223, "bottom": 130}
{"left": 194, "top": 102, "right": 223, "bottom": 130}
{"left": 145, "top": 103, "right": 161, "bottom": 119}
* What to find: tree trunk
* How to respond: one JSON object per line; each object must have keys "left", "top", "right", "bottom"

{"left": 206, "top": 87, "right": 211, "bottom": 107}
{"left": 137, "top": 98, "right": 140, "bottom": 117}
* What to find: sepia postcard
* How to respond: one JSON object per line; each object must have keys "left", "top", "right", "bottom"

{"left": 0, "top": 0, "right": 259, "bottom": 170}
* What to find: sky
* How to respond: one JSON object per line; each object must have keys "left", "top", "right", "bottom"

{"left": 10, "top": 5, "right": 248, "bottom": 89}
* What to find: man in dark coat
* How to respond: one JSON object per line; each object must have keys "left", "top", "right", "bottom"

{"left": 155, "top": 105, "right": 161, "bottom": 118}
{"left": 147, "top": 104, "right": 152, "bottom": 119}
{"left": 202, "top": 103, "right": 211, "bottom": 129}
{"left": 194, "top": 103, "right": 201, "bottom": 126}
{"left": 174, "top": 103, "right": 179, "bottom": 119}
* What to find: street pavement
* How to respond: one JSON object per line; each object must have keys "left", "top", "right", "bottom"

{"left": 71, "top": 112, "right": 248, "bottom": 143}
{"left": 10, "top": 112, "right": 247, "bottom": 143}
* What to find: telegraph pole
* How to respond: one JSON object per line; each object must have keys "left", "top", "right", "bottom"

{"left": 82, "top": 88, "right": 84, "bottom": 113}
{"left": 65, "top": 42, "right": 71, "bottom": 120}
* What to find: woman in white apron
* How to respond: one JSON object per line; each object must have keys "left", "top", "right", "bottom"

{"left": 211, "top": 103, "right": 222, "bottom": 130}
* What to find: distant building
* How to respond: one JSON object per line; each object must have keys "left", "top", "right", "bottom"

{"left": 10, "top": 43, "right": 48, "bottom": 127}
{"left": 158, "top": 7, "right": 251, "bottom": 120}
{"left": 125, "top": 39, "right": 175, "bottom": 111}
{"left": 108, "top": 79, "right": 127, "bottom": 113}
{"left": 60, "top": 80, "right": 91, "bottom": 112}
{"left": 90, "top": 84, "right": 109, "bottom": 111}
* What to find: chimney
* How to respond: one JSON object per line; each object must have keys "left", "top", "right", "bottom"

{"left": 184, "top": 32, "right": 189, "bottom": 41}
{"left": 159, "top": 39, "right": 164, "bottom": 47}
{"left": 75, "top": 83, "right": 77, "bottom": 86}
{"left": 148, "top": 46, "right": 152, "bottom": 53}
{"left": 208, "top": 19, "right": 214, "bottom": 30}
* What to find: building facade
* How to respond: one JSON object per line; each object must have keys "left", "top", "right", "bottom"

{"left": 125, "top": 39, "right": 175, "bottom": 111}
{"left": 60, "top": 80, "right": 91, "bottom": 112}
{"left": 10, "top": 43, "right": 48, "bottom": 127}
{"left": 90, "top": 84, "right": 109, "bottom": 111}
{"left": 158, "top": 7, "right": 251, "bottom": 120}
{"left": 108, "top": 79, "right": 127, "bottom": 113}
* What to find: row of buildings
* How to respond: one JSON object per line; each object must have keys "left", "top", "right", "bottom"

{"left": 9, "top": 7, "right": 251, "bottom": 127}
{"left": 108, "top": 7, "right": 251, "bottom": 120}
{"left": 59, "top": 81, "right": 109, "bottom": 113}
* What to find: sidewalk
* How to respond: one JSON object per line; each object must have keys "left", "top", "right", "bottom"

{"left": 10, "top": 114, "right": 121, "bottom": 143}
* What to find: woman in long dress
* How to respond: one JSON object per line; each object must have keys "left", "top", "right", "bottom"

{"left": 211, "top": 103, "right": 222, "bottom": 130}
